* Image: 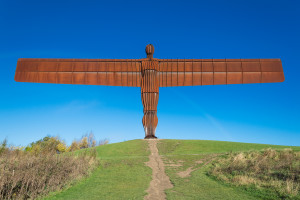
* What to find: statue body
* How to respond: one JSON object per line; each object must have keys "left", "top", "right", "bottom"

{"left": 141, "top": 58, "right": 159, "bottom": 138}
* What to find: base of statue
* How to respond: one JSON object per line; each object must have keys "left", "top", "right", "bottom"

{"left": 144, "top": 135, "right": 157, "bottom": 139}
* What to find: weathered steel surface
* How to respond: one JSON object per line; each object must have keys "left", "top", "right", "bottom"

{"left": 15, "top": 44, "right": 285, "bottom": 139}
{"left": 158, "top": 59, "right": 284, "bottom": 86}
{"left": 15, "top": 59, "right": 143, "bottom": 86}
{"left": 141, "top": 59, "right": 159, "bottom": 138}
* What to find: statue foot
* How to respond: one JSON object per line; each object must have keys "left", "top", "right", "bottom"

{"left": 144, "top": 135, "right": 157, "bottom": 139}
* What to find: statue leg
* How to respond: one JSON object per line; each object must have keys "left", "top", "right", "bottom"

{"left": 143, "top": 110, "right": 158, "bottom": 139}
{"left": 142, "top": 92, "right": 159, "bottom": 139}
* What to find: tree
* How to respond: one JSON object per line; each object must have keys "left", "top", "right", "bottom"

{"left": 79, "top": 137, "right": 88, "bottom": 149}
{"left": 98, "top": 139, "right": 109, "bottom": 146}
{"left": 25, "top": 136, "right": 64, "bottom": 154}
{"left": 68, "top": 140, "right": 80, "bottom": 152}
{"left": 56, "top": 143, "right": 67, "bottom": 153}
{"left": 87, "top": 132, "right": 96, "bottom": 147}
{"left": 0, "top": 138, "right": 8, "bottom": 155}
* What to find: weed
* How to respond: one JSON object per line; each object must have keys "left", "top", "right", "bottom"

{"left": 0, "top": 141, "right": 99, "bottom": 200}
{"left": 209, "top": 148, "right": 300, "bottom": 199}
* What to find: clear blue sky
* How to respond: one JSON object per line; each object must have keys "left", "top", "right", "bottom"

{"left": 0, "top": 0, "right": 299, "bottom": 146}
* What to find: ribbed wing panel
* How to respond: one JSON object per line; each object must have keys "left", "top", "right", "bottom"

{"left": 15, "top": 58, "right": 142, "bottom": 87}
{"left": 159, "top": 59, "right": 284, "bottom": 87}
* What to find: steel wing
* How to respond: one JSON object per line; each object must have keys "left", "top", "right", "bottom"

{"left": 15, "top": 58, "right": 142, "bottom": 87}
{"left": 158, "top": 59, "right": 284, "bottom": 87}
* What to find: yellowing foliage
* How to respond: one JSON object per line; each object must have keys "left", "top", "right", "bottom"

{"left": 79, "top": 137, "right": 88, "bottom": 149}
{"left": 56, "top": 143, "right": 67, "bottom": 153}
{"left": 68, "top": 140, "right": 80, "bottom": 152}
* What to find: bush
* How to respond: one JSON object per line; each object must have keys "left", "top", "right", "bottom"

{"left": 79, "top": 137, "right": 89, "bottom": 149}
{"left": 25, "top": 136, "right": 65, "bottom": 154}
{"left": 68, "top": 140, "right": 80, "bottom": 152}
{"left": 0, "top": 135, "right": 102, "bottom": 200}
{"left": 23, "top": 133, "right": 107, "bottom": 154}
{"left": 0, "top": 145, "right": 98, "bottom": 200}
{"left": 0, "top": 133, "right": 109, "bottom": 199}
{"left": 209, "top": 148, "right": 300, "bottom": 199}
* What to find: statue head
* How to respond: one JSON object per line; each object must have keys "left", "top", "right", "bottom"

{"left": 145, "top": 44, "right": 154, "bottom": 58}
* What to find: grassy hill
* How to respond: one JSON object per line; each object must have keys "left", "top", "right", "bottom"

{"left": 44, "top": 139, "right": 300, "bottom": 200}
{"left": 44, "top": 140, "right": 151, "bottom": 200}
{"left": 157, "top": 140, "right": 300, "bottom": 200}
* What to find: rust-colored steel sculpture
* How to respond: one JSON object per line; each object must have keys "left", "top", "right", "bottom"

{"left": 15, "top": 44, "right": 285, "bottom": 139}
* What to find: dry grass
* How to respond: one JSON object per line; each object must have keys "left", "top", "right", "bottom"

{"left": 210, "top": 148, "right": 300, "bottom": 199}
{"left": 0, "top": 145, "right": 99, "bottom": 200}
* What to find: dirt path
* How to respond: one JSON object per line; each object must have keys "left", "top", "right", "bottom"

{"left": 144, "top": 139, "right": 173, "bottom": 200}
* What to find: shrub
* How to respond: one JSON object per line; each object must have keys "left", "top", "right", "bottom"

{"left": 25, "top": 136, "right": 63, "bottom": 154}
{"left": 56, "top": 142, "right": 67, "bottom": 153}
{"left": 68, "top": 140, "right": 80, "bottom": 152}
{"left": 0, "top": 133, "right": 108, "bottom": 199}
{"left": 99, "top": 139, "right": 109, "bottom": 146}
{"left": 0, "top": 144, "right": 99, "bottom": 200}
{"left": 0, "top": 139, "right": 8, "bottom": 155}
{"left": 209, "top": 148, "right": 300, "bottom": 199}
{"left": 79, "top": 137, "right": 89, "bottom": 149}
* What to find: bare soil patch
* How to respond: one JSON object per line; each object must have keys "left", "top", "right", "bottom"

{"left": 144, "top": 139, "right": 173, "bottom": 200}
{"left": 177, "top": 167, "right": 195, "bottom": 178}
{"left": 177, "top": 154, "right": 220, "bottom": 178}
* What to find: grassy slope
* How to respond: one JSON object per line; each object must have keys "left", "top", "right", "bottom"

{"left": 157, "top": 139, "right": 300, "bottom": 200}
{"left": 44, "top": 139, "right": 151, "bottom": 200}
{"left": 44, "top": 139, "right": 300, "bottom": 200}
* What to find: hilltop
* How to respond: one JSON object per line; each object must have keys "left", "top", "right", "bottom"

{"left": 42, "top": 139, "right": 300, "bottom": 200}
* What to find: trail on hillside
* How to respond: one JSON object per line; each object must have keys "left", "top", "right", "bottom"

{"left": 144, "top": 139, "right": 173, "bottom": 200}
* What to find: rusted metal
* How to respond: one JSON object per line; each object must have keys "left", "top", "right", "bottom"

{"left": 15, "top": 44, "right": 285, "bottom": 139}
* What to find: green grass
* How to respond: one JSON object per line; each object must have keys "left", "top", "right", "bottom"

{"left": 43, "top": 139, "right": 300, "bottom": 200}
{"left": 157, "top": 139, "right": 300, "bottom": 200}
{"left": 158, "top": 139, "right": 300, "bottom": 155}
{"left": 44, "top": 139, "right": 151, "bottom": 200}
{"left": 209, "top": 149, "right": 300, "bottom": 199}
